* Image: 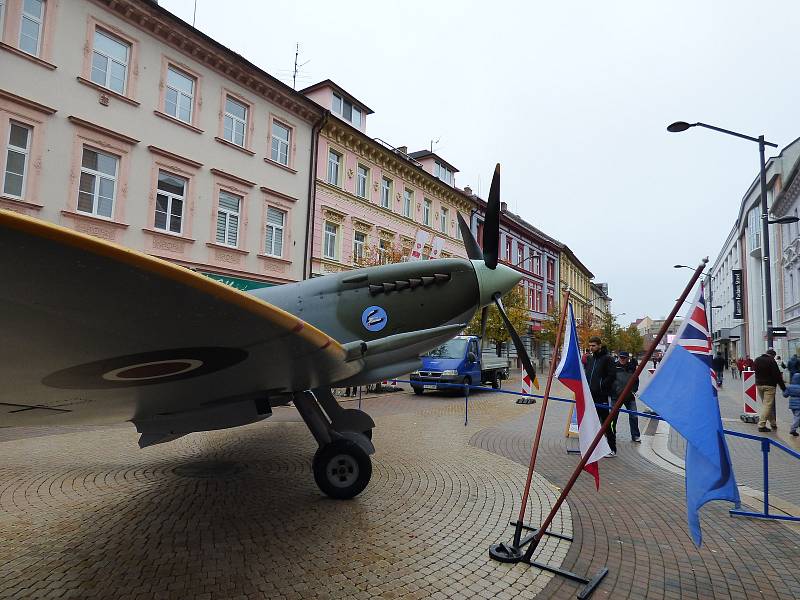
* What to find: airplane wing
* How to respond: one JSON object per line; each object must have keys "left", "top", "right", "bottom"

{"left": 0, "top": 209, "right": 362, "bottom": 430}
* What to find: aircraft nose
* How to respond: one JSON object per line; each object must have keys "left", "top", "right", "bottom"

{"left": 472, "top": 261, "right": 522, "bottom": 306}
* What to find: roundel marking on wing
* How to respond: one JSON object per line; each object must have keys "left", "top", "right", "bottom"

{"left": 42, "top": 347, "right": 248, "bottom": 389}
{"left": 102, "top": 359, "right": 205, "bottom": 382}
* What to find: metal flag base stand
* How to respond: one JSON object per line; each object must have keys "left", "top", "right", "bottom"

{"left": 489, "top": 522, "right": 608, "bottom": 599}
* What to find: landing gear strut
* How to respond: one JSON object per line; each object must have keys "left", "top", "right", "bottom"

{"left": 292, "top": 387, "right": 375, "bottom": 499}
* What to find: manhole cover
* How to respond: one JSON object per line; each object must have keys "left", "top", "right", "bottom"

{"left": 173, "top": 460, "right": 245, "bottom": 479}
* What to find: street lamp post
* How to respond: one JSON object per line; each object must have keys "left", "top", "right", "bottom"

{"left": 668, "top": 121, "right": 784, "bottom": 351}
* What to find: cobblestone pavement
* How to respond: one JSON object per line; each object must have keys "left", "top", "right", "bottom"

{"left": 470, "top": 376, "right": 800, "bottom": 600}
{"left": 664, "top": 371, "right": 800, "bottom": 507}
{"left": 0, "top": 391, "right": 571, "bottom": 600}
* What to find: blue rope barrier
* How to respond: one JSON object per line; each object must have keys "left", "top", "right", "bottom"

{"left": 376, "top": 378, "right": 800, "bottom": 523}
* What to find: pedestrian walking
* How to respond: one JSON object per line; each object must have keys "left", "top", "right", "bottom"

{"left": 584, "top": 335, "right": 616, "bottom": 455}
{"left": 743, "top": 355, "right": 755, "bottom": 371}
{"left": 776, "top": 355, "right": 787, "bottom": 383}
{"left": 712, "top": 352, "right": 726, "bottom": 388}
{"left": 782, "top": 373, "right": 800, "bottom": 437}
{"left": 788, "top": 348, "right": 800, "bottom": 380}
{"left": 611, "top": 351, "right": 641, "bottom": 442}
{"left": 730, "top": 357, "right": 739, "bottom": 380}
{"left": 754, "top": 349, "right": 787, "bottom": 433}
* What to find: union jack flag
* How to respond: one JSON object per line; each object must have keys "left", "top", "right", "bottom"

{"left": 662, "top": 284, "right": 717, "bottom": 389}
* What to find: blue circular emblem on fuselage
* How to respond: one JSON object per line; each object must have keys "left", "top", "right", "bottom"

{"left": 362, "top": 306, "right": 388, "bottom": 332}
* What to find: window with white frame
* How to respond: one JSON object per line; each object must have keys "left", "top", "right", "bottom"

{"left": 353, "top": 230, "right": 366, "bottom": 264}
{"left": 379, "top": 239, "right": 390, "bottom": 264}
{"left": 0, "top": 2, "right": 6, "bottom": 39}
{"left": 440, "top": 207, "right": 448, "bottom": 233}
{"left": 77, "top": 147, "right": 118, "bottom": 218}
{"left": 223, "top": 96, "right": 247, "bottom": 147}
{"left": 327, "top": 149, "right": 341, "bottom": 186}
{"left": 3, "top": 122, "right": 31, "bottom": 198}
{"left": 434, "top": 161, "right": 454, "bottom": 186}
{"left": 323, "top": 221, "right": 338, "bottom": 259}
{"left": 270, "top": 120, "right": 291, "bottom": 165}
{"left": 154, "top": 171, "right": 185, "bottom": 234}
{"left": 356, "top": 164, "right": 369, "bottom": 198}
{"left": 423, "top": 198, "right": 431, "bottom": 226}
{"left": 332, "top": 93, "right": 362, "bottom": 128}
{"left": 455, "top": 213, "right": 462, "bottom": 240}
{"left": 265, "top": 206, "right": 285, "bottom": 257}
{"left": 216, "top": 191, "right": 241, "bottom": 247}
{"left": 91, "top": 29, "right": 129, "bottom": 94}
{"left": 380, "top": 177, "right": 392, "bottom": 209}
{"left": 532, "top": 251, "right": 541, "bottom": 275}
{"left": 19, "top": 0, "right": 44, "bottom": 56}
{"left": 165, "top": 66, "right": 195, "bottom": 123}
{"left": 534, "top": 284, "right": 543, "bottom": 312}
{"left": 403, "top": 189, "right": 413, "bottom": 218}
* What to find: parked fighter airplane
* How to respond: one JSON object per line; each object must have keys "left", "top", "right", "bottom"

{"left": 0, "top": 166, "right": 538, "bottom": 499}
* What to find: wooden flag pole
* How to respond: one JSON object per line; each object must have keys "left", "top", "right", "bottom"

{"left": 521, "top": 258, "right": 708, "bottom": 562}
{"left": 512, "top": 287, "right": 572, "bottom": 547}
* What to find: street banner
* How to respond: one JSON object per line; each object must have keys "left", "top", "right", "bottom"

{"left": 742, "top": 370, "right": 757, "bottom": 414}
{"left": 429, "top": 236, "right": 445, "bottom": 260}
{"left": 732, "top": 269, "right": 743, "bottom": 319}
{"left": 408, "top": 229, "right": 429, "bottom": 261}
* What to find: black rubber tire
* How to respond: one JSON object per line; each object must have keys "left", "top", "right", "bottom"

{"left": 363, "top": 428, "right": 373, "bottom": 441}
{"left": 412, "top": 386, "right": 424, "bottom": 395}
{"left": 312, "top": 439, "right": 372, "bottom": 500}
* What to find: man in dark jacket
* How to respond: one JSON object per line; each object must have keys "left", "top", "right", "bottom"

{"left": 584, "top": 336, "right": 616, "bottom": 454}
{"left": 712, "top": 352, "right": 726, "bottom": 388}
{"left": 754, "top": 348, "right": 786, "bottom": 432}
{"left": 611, "top": 351, "right": 641, "bottom": 442}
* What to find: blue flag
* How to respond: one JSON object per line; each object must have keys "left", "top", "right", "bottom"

{"left": 640, "top": 287, "right": 740, "bottom": 546}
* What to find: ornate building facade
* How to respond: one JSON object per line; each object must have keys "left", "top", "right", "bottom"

{"left": 0, "top": 0, "right": 324, "bottom": 289}
{"left": 301, "top": 80, "right": 471, "bottom": 276}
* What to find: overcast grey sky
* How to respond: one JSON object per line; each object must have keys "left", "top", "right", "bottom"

{"left": 161, "top": 0, "right": 800, "bottom": 324}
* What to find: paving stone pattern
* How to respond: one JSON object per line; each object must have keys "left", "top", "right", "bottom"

{"left": 470, "top": 378, "right": 800, "bottom": 600}
{"left": 0, "top": 393, "right": 571, "bottom": 600}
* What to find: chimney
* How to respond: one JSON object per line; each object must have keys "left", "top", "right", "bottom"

{"left": 501, "top": 201, "right": 508, "bottom": 212}
{"left": 464, "top": 186, "right": 472, "bottom": 195}
{"left": 397, "top": 145, "right": 408, "bottom": 155}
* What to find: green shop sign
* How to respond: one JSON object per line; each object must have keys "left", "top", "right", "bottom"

{"left": 200, "top": 272, "right": 275, "bottom": 291}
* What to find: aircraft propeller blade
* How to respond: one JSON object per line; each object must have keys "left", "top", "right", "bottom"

{"left": 482, "top": 164, "right": 501, "bottom": 270}
{"left": 457, "top": 212, "right": 484, "bottom": 261}
{"left": 493, "top": 293, "right": 537, "bottom": 388}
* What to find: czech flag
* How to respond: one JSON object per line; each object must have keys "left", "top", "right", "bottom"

{"left": 555, "top": 303, "right": 611, "bottom": 489}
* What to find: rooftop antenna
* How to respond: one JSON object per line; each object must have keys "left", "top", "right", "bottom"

{"left": 192, "top": 0, "right": 197, "bottom": 27}
{"left": 293, "top": 43, "right": 310, "bottom": 90}
{"left": 430, "top": 137, "right": 440, "bottom": 152}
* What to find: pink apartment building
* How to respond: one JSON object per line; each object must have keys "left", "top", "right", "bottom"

{"left": 0, "top": 0, "right": 324, "bottom": 290}
{"left": 300, "top": 80, "right": 472, "bottom": 275}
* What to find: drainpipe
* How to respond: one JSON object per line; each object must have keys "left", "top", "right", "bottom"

{"left": 303, "top": 110, "right": 329, "bottom": 280}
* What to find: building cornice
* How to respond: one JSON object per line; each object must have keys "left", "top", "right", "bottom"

{"left": 321, "top": 120, "right": 473, "bottom": 214}
{"left": 97, "top": 0, "right": 323, "bottom": 124}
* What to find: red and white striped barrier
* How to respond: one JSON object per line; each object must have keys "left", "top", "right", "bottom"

{"left": 521, "top": 372, "right": 535, "bottom": 397}
{"left": 742, "top": 370, "right": 758, "bottom": 414}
